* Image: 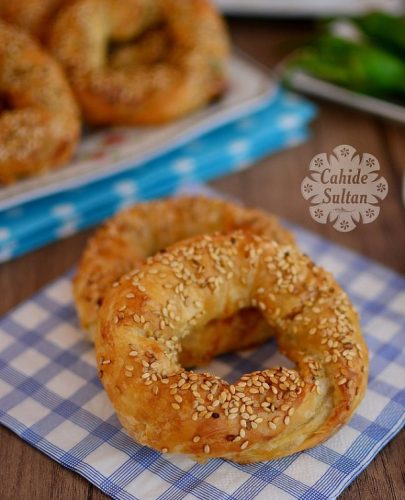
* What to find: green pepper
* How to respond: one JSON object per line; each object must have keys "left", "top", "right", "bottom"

{"left": 286, "top": 35, "right": 405, "bottom": 101}
{"left": 355, "top": 12, "right": 405, "bottom": 59}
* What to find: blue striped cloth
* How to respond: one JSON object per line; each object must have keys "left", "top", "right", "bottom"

{"left": 0, "top": 187, "right": 403, "bottom": 500}
{"left": 0, "top": 91, "right": 315, "bottom": 262}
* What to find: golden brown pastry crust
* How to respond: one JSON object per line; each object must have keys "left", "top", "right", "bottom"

{"left": 73, "top": 196, "right": 294, "bottom": 351}
{"left": 49, "top": 0, "right": 230, "bottom": 125}
{"left": 0, "top": 0, "right": 73, "bottom": 40}
{"left": 96, "top": 231, "right": 368, "bottom": 463}
{"left": 0, "top": 21, "right": 80, "bottom": 184}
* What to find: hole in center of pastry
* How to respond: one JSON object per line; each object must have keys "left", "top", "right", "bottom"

{"left": 108, "top": 27, "right": 171, "bottom": 71}
{"left": 177, "top": 307, "right": 294, "bottom": 383}
{"left": 0, "top": 92, "right": 13, "bottom": 113}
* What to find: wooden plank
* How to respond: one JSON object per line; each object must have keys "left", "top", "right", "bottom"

{"left": 0, "top": 426, "right": 91, "bottom": 500}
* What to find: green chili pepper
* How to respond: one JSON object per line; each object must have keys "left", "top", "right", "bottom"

{"left": 355, "top": 12, "right": 405, "bottom": 58}
{"left": 286, "top": 35, "right": 405, "bottom": 101}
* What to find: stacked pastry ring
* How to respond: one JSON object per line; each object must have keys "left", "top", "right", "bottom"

{"left": 0, "top": 20, "right": 80, "bottom": 184}
{"left": 74, "top": 196, "right": 368, "bottom": 463}
{"left": 73, "top": 196, "right": 294, "bottom": 367}
{"left": 49, "top": 0, "right": 230, "bottom": 125}
{"left": 0, "top": 0, "right": 72, "bottom": 39}
{"left": 0, "top": 0, "right": 229, "bottom": 182}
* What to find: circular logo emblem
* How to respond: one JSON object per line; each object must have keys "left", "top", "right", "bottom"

{"left": 301, "top": 145, "right": 388, "bottom": 232}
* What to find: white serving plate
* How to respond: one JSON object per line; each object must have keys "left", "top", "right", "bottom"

{"left": 0, "top": 53, "right": 278, "bottom": 212}
{"left": 286, "top": 70, "right": 405, "bottom": 125}
{"left": 214, "top": 0, "right": 404, "bottom": 16}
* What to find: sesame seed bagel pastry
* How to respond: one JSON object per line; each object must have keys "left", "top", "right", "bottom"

{"left": 0, "top": 21, "right": 80, "bottom": 184}
{"left": 0, "top": 0, "right": 72, "bottom": 40}
{"left": 49, "top": 0, "right": 230, "bottom": 125}
{"left": 74, "top": 196, "right": 294, "bottom": 356}
{"left": 96, "top": 231, "right": 368, "bottom": 463}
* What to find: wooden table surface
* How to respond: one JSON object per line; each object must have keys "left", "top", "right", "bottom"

{"left": 1, "top": 17, "right": 404, "bottom": 500}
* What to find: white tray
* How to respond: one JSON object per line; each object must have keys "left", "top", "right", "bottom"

{"left": 287, "top": 70, "right": 405, "bottom": 125}
{"left": 0, "top": 53, "right": 278, "bottom": 212}
{"left": 214, "top": 0, "right": 404, "bottom": 16}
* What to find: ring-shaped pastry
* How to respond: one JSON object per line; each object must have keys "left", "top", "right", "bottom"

{"left": 0, "top": 0, "right": 71, "bottom": 39}
{"left": 74, "top": 196, "right": 294, "bottom": 363}
{"left": 49, "top": 0, "right": 230, "bottom": 125}
{"left": 96, "top": 231, "right": 368, "bottom": 463}
{"left": 0, "top": 21, "right": 80, "bottom": 184}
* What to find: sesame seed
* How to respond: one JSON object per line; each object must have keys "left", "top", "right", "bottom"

{"left": 240, "top": 441, "right": 249, "bottom": 450}
{"left": 204, "top": 444, "right": 210, "bottom": 454}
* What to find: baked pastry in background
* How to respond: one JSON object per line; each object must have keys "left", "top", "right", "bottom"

{"left": 0, "top": 21, "right": 80, "bottom": 184}
{"left": 49, "top": 0, "right": 230, "bottom": 125}
{"left": 0, "top": 0, "right": 72, "bottom": 40}
{"left": 0, "top": 0, "right": 231, "bottom": 186}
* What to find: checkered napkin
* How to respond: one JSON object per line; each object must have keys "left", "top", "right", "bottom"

{"left": 0, "top": 199, "right": 404, "bottom": 500}
{"left": 0, "top": 91, "right": 315, "bottom": 263}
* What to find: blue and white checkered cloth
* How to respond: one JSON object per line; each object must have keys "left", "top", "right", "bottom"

{"left": 0, "top": 189, "right": 404, "bottom": 500}
{"left": 0, "top": 91, "right": 315, "bottom": 263}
